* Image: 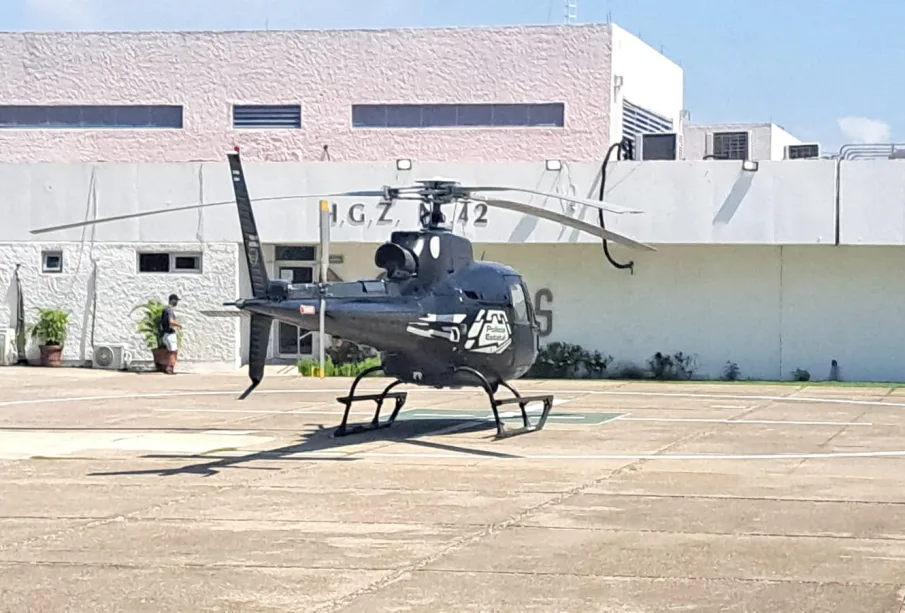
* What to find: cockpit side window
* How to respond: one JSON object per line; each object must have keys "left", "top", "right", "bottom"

{"left": 521, "top": 281, "right": 537, "bottom": 325}
{"left": 509, "top": 278, "right": 529, "bottom": 324}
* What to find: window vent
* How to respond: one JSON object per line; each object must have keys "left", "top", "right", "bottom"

{"left": 233, "top": 104, "right": 301, "bottom": 129}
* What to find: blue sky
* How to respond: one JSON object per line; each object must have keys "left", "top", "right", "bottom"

{"left": 4, "top": 0, "right": 901, "bottom": 152}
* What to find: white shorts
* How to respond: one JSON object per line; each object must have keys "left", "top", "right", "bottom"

{"left": 163, "top": 333, "right": 178, "bottom": 352}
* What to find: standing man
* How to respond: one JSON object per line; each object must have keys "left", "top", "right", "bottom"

{"left": 160, "top": 293, "right": 183, "bottom": 374}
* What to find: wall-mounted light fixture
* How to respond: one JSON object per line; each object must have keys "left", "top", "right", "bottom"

{"left": 545, "top": 159, "right": 562, "bottom": 171}
{"left": 396, "top": 158, "right": 412, "bottom": 171}
{"left": 742, "top": 160, "right": 759, "bottom": 172}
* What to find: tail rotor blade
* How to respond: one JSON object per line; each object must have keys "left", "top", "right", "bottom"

{"left": 227, "top": 151, "right": 269, "bottom": 298}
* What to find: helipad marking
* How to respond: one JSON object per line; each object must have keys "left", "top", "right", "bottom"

{"left": 397, "top": 408, "right": 624, "bottom": 425}
{"left": 4, "top": 387, "right": 905, "bottom": 411}
{"left": 619, "top": 417, "right": 872, "bottom": 427}
{"left": 287, "top": 449, "right": 905, "bottom": 461}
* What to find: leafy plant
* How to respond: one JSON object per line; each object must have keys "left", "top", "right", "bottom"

{"left": 326, "top": 339, "right": 377, "bottom": 365}
{"left": 792, "top": 368, "right": 811, "bottom": 382}
{"left": 648, "top": 351, "right": 697, "bottom": 380}
{"left": 722, "top": 361, "right": 741, "bottom": 381}
{"left": 525, "top": 342, "right": 613, "bottom": 379}
{"left": 131, "top": 299, "right": 183, "bottom": 350}
{"left": 612, "top": 361, "right": 647, "bottom": 379}
{"left": 297, "top": 356, "right": 381, "bottom": 377}
{"left": 28, "top": 308, "right": 69, "bottom": 347}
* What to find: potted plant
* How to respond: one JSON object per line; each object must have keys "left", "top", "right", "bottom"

{"left": 28, "top": 307, "right": 69, "bottom": 366}
{"left": 131, "top": 299, "right": 170, "bottom": 372}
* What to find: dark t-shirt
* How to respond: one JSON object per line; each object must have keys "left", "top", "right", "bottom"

{"left": 160, "top": 306, "right": 176, "bottom": 335}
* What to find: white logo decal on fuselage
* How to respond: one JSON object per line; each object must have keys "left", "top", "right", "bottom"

{"left": 464, "top": 309, "right": 512, "bottom": 354}
{"left": 405, "top": 313, "right": 466, "bottom": 343}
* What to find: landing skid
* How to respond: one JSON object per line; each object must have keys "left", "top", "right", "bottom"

{"left": 454, "top": 366, "right": 554, "bottom": 439}
{"left": 332, "top": 364, "right": 554, "bottom": 439}
{"left": 334, "top": 365, "right": 408, "bottom": 437}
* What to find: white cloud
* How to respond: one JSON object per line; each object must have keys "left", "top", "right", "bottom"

{"left": 837, "top": 116, "right": 892, "bottom": 144}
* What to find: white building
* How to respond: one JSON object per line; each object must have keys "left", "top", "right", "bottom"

{"left": 0, "top": 23, "right": 683, "bottom": 163}
{"left": 681, "top": 122, "right": 812, "bottom": 161}
{"left": 2, "top": 24, "right": 905, "bottom": 383}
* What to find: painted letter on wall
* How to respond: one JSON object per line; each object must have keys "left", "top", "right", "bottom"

{"left": 533, "top": 287, "right": 553, "bottom": 337}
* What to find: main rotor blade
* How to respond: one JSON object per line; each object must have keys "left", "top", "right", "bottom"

{"left": 471, "top": 196, "right": 655, "bottom": 251}
{"left": 461, "top": 186, "right": 643, "bottom": 215}
{"left": 28, "top": 192, "right": 377, "bottom": 235}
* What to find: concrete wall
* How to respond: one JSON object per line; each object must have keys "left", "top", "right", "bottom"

{"left": 0, "top": 24, "right": 632, "bottom": 164}
{"left": 0, "top": 159, "right": 840, "bottom": 246}
{"left": 478, "top": 243, "right": 905, "bottom": 382}
{"left": 230, "top": 240, "right": 905, "bottom": 382}
{"left": 4, "top": 158, "right": 905, "bottom": 380}
{"left": 0, "top": 242, "right": 239, "bottom": 368}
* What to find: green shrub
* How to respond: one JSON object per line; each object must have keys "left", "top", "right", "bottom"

{"left": 130, "top": 299, "right": 184, "bottom": 350}
{"left": 28, "top": 308, "right": 69, "bottom": 347}
{"left": 297, "top": 356, "right": 382, "bottom": 377}
{"left": 525, "top": 342, "right": 613, "bottom": 379}
{"left": 648, "top": 351, "right": 697, "bottom": 380}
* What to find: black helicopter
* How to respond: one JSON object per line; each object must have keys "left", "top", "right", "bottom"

{"left": 32, "top": 149, "right": 653, "bottom": 438}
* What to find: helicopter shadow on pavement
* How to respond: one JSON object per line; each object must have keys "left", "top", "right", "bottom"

{"left": 88, "top": 416, "right": 521, "bottom": 479}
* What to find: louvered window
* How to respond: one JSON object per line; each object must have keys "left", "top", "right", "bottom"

{"left": 232, "top": 104, "right": 301, "bottom": 128}
{"left": 621, "top": 100, "right": 673, "bottom": 145}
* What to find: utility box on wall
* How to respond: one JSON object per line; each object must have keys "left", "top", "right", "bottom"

{"left": 0, "top": 328, "right": 15, "bottom": 365}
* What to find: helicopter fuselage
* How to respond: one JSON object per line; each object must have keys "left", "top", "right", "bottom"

{"left": 239, "top": 260, "right": 540, "bottom": 388}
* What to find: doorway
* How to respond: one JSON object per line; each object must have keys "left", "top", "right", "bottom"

{"left": 276, "top": 264, "right": 315, "bottom": 358}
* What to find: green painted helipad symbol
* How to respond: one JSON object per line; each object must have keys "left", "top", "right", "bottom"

{"left": 398, "top": 409, "right": 624, "bottom": 425}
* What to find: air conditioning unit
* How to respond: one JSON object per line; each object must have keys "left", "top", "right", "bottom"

{"left": 638, "top": 132, "right": 680, "bottom": 161}
{"left": 0, "top": 328, "right": 15, "bottom": 366}
{"left": 785, "top": 143, "right": 821, "bottom": 159}
{"left": 91, "top": 344, "right": 131, "bottom": 370}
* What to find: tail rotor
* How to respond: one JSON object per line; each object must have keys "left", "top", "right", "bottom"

{"left": 228, "top": 148, "right": 273, "bottom": 399}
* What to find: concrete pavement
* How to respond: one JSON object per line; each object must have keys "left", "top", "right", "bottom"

{"left": 1, "top": 368, "right": 904, "bottom": 612}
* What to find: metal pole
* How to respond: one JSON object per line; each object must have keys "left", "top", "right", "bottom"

{"left": 318, "top": 199, "right": 330, "bottom": 379}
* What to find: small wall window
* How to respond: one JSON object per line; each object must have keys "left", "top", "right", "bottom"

{"left": 41, "top": 250, "right": 63, "bottom": 273}
{"left": 0, "top": 105, "right": 183, "bottom": 129}
{"left": 138, "top": 252, "right": 202, "bottom": 273}
{"left": 712, "top": 131, "right": 750, "bottom": 160}
{"left": 351, "top": 103, "right": 565, "bottom": 128}
{"left": 274, "top": 245, "right": 316, "bottom": 261}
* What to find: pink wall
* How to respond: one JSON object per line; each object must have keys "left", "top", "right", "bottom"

{"left": 0, "top": 24, "right": 613, "bottom": 163}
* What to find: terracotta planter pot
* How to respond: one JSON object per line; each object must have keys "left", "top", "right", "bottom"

{"left": 39, "top": 344, "right": 63, "bottom": 367}
{"left": 152, "top": 348, "right": 169, "bottom": 372}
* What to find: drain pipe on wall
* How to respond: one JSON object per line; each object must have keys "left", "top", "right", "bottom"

{"left": 834, "top": 158, "right": 841, "bottom": 246}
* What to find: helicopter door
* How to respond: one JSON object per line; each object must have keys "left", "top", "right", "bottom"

{"left": 506, "top": 276, "right": 536, "bottom": 366}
